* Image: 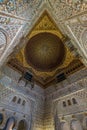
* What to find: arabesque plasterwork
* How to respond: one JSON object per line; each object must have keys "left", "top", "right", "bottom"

{"left": 64, "top": 13, "right": 87, "bottom": 64}
{"left": 15, "top": 12, "right": 75, "bottom": 79}
{"left": 0, "top": 0, "right": 87, "bottom": 67}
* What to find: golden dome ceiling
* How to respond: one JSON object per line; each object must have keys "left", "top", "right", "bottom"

{"left": 25, "top": 32, "right": 65, "bottom": 72}
{"left": 8, "top": 11, "right": 82, "bottom": 88}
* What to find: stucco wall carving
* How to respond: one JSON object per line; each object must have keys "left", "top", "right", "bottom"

{"left": 0, "top": 1, "right": 87, "bottom": 130}
{"left": 0, "top": 66, "right": 45, "bottom": 130}
{"left": 81, "top": 30, "right": 87, "bottom": 52}
{"left": 45, "top": 1, "right": 87, "bottom": 65}
{"left": 0, "top": 28, "right": 7, "bottom": 55}
{"left": 44, "top": 67, "right": 87, "bottom": 130}
{"left": 0, "top": 0, "right": 43, "bottom": 19}
{"left": 0, "top": 81, "right": 40, "bottom": 130}
{"left": 0, "top": 0, "right": 44, "bottom": 66}
{"left": 0, "top": 0, "right": 86, "bottom": 66}
{"left": 48, "top": 0, "right": 87, "bottom": 21}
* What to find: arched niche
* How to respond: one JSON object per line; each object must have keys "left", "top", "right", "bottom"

{"left": 71, "top": 119, "right": 83, "bottom": 130}
{"left": 3, "top": 117, "right": 15, "bottom": 130}
{"left": 12, "top": 96, "right": 17, "bottom": 103}
{"left": 61, "top": 121, "right": 70, "bottom": 130}
{"left": 17, "top": 120, "right": 27, "bottom": 130}
{"left": 72, "top": 98, "right": 77, "bottom": 105}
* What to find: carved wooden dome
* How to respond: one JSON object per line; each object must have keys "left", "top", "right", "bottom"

{"left": 25, "top": 32, "right": 65, "bottom": 72}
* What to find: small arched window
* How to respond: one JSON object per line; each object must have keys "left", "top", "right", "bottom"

{"left": 12, "top": 96, "right": 17, "bottom": 102}
{"left": 72, "top": 98, "right": 77, "bottom": 104}
{"left": 67, "top": 100, "right": 71, "bottom": 106}
{"left": 22, "top": 100, "right": 26, "bottom": 106}
{"left": 17, "top": 120, "right": 27, "bottom": 130}
{"left": 17, "top": 98, "right": 21, "bottom": 104}
{"left": 63, "top": 101, "right": 66, "bottom": 107}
